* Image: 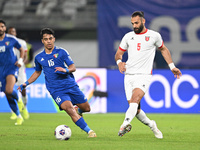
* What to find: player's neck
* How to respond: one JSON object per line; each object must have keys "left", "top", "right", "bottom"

{"left": 136, "top": 28, "right": 147, "bottom": 35}
{"left": 45, "top": 48, "right": 54, "bottom": 54}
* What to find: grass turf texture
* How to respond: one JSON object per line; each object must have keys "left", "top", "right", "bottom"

{"left": 0, "top": 113, "right": 199, "bottom": 150}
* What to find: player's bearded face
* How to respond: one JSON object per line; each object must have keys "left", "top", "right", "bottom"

{"left": 134, "top": 22, "right": 144, "bottom": 34}
{"left": 0, "top": 23, "right": 6, "bottom": 36}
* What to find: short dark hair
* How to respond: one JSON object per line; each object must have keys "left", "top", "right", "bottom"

{"left": 40, "top": 28, "right": 55, "bottom": 39}
{"left": 131, "top": 11, "right": 144, "bottom": 18}
{"left": 0, "top": 20, "right": 6, "bottom": 26}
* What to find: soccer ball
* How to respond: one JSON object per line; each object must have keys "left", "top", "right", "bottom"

{"left": 54, "top": 125, "right": 72, "bottom": 140}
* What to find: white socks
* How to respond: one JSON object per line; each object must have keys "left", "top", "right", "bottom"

{"left": 122, "top": 103, "right": 138, "bottom": 126}
{"left": 122, "top": 103, "right": 153, "bottom": 128}
{"left": 22, "top": 95, "right": 28, "bottom": 106}
{"left": 136, "top": 109, "right": 153, "bottom": 127}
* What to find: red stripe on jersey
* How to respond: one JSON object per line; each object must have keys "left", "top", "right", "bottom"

{"left": 136, "top": 29, "right": 148, "bottom": 35}
{"left": 158, "top": 41, "right": 164, "bottom": 49}
{"left": 119, "top": 47, "right": 126, "bottom": 51}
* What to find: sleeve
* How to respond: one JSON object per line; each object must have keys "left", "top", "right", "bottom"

{"left": 34, "top": 56, "right": 42, "bottom": 71}
{"left": 62, "top": 49, "right": 74, "bottom": 66}
{"left": 155, "top": 32, "right": 163, "bottom": 48}
{"left": 13, "top": 39, "right": 22, "bottom": 50}
{"left": 21, "top": 40, "right": 28, "bottom": 52}
{"left": 119, "top": 34, "right": 128, "bottom": 51}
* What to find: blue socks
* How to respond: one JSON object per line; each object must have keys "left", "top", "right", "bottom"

{"left": 7, "top": 97, "right": 20, "bottom": 116}
{"left": 6, "top": 90, "right": 20, "bottom": 116}
{"left": 75, "top": 117, "right": 91, "bottom": 133}
{"left": 11, "top": 90, "right": 19, "bottom": 101}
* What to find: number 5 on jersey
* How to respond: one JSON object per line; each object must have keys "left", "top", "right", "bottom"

{"left": 137, "top": 43, "right": 141, "bottom": 51}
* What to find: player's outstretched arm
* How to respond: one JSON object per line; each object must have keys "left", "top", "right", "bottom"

{"left": 159, "top": 44, "right": 182, "bottom": 79}
{"left": 17, "top": 71, "right": 42, "bottom": 92}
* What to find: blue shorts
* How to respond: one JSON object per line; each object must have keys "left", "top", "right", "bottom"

{"left": 51, "top": 85, "right": 87, "bottom": 110}
{"left": 0, "top": 65, "right": 18, "bottom": 92}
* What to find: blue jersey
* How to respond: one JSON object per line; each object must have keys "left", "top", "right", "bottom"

{"left": 34, "top": 46, "right": 77, "bottom": 94}
{"left": 0, "top": 34, "right": 21, "bottom": 67}
{"left": 0, "top": 34, "right": 22, "bottom": 91}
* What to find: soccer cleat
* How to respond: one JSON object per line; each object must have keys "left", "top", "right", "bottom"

{"left": 118, "top": 124, "right": 132, "bottom": 137}
{"left": 88, "top": 130, "right": 97, "bottom": 138}
{"left": 10, "top": 112, "right": 17, "bottom": 120}
{"left": 17, "top": 98, "right": 24, "bottom": 112}
{"left": 22, "top": 107, "right": 30, "bottom": 119}
{"left": 15, "top": 117, "right": 24, "bottom": 125}
{"left": 150, "top": 120, "right": 163, "bottom": 139}
{"left": 74, "top": 106, "right": 82, "bottom": 116}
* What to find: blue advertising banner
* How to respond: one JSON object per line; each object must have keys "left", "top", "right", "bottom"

{"left": 97, "top": 0, "right": 200, "bottom": 68}
{"left": 107, "top": 69, "right": 200, "bottom": 113}
{"left": 0, "top": 68, "right": 199, "bottom": 113}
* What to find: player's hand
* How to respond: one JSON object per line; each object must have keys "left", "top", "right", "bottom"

{"left": 17, "top": 83, "right": 27, "bottom": 92}
{"left": 55, "top": 67, "right": 66, "bottom": 73}
{"left": 54, "top": 67, "right": 69, "bottom": 75}
{"left": 15, "top": 61, "right": 22, "bottom": 68}
{"left": 118, "top": 62, "right": 126, "bottom": 74}
{"left": 171, "top": 68, "right": 182, "bottom": 79}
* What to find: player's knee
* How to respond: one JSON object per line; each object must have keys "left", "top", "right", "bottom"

{"left": 5, "top": 90, "right": 13, "bottom": 98}
{"left": 84, "top": 106, "right": 91, "bottom": 112}
{"left": 64, "top": 106, "right": 75, "bottom": 116}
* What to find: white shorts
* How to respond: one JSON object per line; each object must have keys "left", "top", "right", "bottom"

{"left": 124, "top": 74, "right": 152, "bottom": 100}
{"left": 16, "top": 64, "right": 27, "bottom": 86}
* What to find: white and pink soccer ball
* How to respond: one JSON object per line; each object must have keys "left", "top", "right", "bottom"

{"left": 54, "top": 125, "right": 72, "bottom": 140}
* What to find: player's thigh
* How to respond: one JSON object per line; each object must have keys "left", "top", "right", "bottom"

{"left": 125, "top": 74, "right": 151, "bottom": 102}
{"left": 5, "top": 75, "right": 16, "bottom": 93}
{"left": 60, "top": 100, "right": 74, "bottom": 113}
{"left": 130, "top": 88, "right": 145, "bottom": 104}
{"left": 60, "top": 100, "right": 81, "bottom": 122}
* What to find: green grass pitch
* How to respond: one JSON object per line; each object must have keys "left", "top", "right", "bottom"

{"left": 0, "top": 113, "right": 199, "bottom": 150}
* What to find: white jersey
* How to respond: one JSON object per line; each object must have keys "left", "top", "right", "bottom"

{"left": 119, "top": 29, "right": 163, "bottom": 74}
{"left": 14, "top": 38, "right": 28, "bottom": 60}
{"left": 15, "top": 38, "right": 28, "bottom": 85}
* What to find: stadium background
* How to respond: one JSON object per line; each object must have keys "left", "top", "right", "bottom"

{"left": 0, "top": 0, "right": 199, "bottom": 113}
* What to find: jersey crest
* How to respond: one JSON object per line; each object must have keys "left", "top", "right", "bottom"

{"left": 5, "top": 41, "right": 10, "bottom": 46}
{"left": 53, "top": 53, "right": 59, "bottom": 58}
{"left": 145, "top": 36, "right": 150, "bottom": 41}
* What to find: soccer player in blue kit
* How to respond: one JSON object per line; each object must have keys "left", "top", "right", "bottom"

{"left": 0, "top": 20, "right": 25, "bottom": 125}
{"left": 18, "top": 28, "right": 97, "bottom": 138}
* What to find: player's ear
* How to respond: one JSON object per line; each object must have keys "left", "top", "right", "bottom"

{"left": 142, "top": 18, "right": 145, "bottom": 24}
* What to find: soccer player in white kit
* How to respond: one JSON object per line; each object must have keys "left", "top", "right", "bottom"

{"left": 8, "top": 27, "right": 29, "bottom": 119}
{"left": 115, "top": 11, "right": 182, "bottom": 138}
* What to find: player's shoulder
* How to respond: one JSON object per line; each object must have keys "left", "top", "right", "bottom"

{"left": 147, "top": 29, "right": 160, "bottom": 36}
{"left": 35, "top": 50, "right": 45, "bottom": 59}
{"left": 16, "top": 37, "right": 26, "bottom": 44}
{"left": 5, "top": 34, "right": 18, "bottom": 41}
{"left": 55, "top": 46, "right": 70, "bottom": 55}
